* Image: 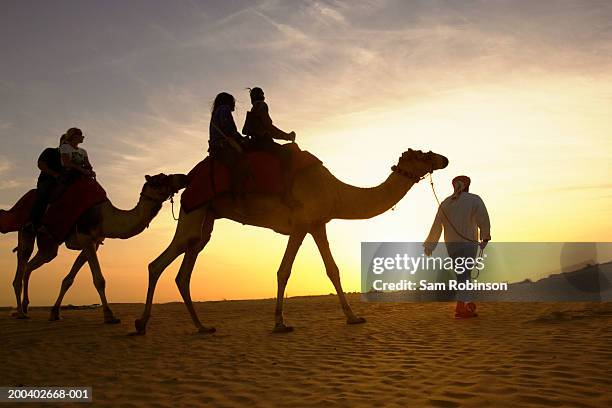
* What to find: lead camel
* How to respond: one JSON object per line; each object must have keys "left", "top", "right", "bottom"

{"left": 135, "top": 149, "right": 449, "bottom": 334}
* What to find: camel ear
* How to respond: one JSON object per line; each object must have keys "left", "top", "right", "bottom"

{"left": 145, "top": 175, "right": 151, "bottom": 182}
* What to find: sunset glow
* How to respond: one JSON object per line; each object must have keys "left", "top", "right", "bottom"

{"left": 1, "top": 1, "right": 610, "bottom": 305}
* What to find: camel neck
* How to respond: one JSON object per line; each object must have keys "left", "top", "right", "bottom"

{"left": 100, "top": 196, "right": 163, "bottom": 239}
{"left": 333, "top": 172, "right": 415, "bottom": 219}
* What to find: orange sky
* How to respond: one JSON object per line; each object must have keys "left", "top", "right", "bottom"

{"left": 1, "top": 1, "right": 611, "bottom": 306}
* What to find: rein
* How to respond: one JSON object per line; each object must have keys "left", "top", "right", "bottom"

{"left": 170, "top": 195, "right": 179, "bottom": 221}
{"left": 140, "top": 188, "right": 180, "bottom": 221}
{"left": 140, "top": 191, "right": 163, "bottom": 203}
{"left": 390, "top": 164, "right": 430, "bottom": 210}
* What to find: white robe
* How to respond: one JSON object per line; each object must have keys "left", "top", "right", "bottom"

{"left": 425, "top": 192, "right": 491, "bottom": 250}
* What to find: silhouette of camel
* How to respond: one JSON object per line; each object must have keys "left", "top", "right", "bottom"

{"left": 12, "top": 174, "right": 186, "bottom": 323}
{"left": 134, "top": 149, "right": 448, "bottom": 334}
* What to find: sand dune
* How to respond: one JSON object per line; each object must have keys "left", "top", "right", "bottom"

{"left": 1, "top": 295, "right": 611, "bottom": 407}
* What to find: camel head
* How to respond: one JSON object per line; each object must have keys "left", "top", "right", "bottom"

{"left": 392, "top": 149, "right": 449, "bottom": 180}
{"left": 142, "top": 173, "right": 189, "bottom": 203}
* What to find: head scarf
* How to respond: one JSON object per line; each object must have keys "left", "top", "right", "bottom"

{"left": 451, "top": 175, "right": 471, "bottom": 199}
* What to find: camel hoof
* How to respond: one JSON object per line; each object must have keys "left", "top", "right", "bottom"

{"left": 272, "top": 323, "right": 294, "bottom": 333}
{"left": 134, "top": 319, "right": 147, "bottom": 335}
{"left": 347, "top": 316, "right": 367, "bottom": 325}
{"left": 12, "top": 311, "right": 30, "bottom": 319}
{"left": 198, "top": 326, "right": 216, "bottom": 334}
{"left": 49, "top": 309, "right": 60, "bottom": 322}
{"left": 104, "top": 317, "right": 121, "bottom": 325}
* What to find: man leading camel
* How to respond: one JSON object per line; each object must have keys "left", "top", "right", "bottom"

{"left": 424, "top": 175, "right": 491, "bottom": 318}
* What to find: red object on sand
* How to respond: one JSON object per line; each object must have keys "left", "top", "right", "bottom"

{"left": 0, "top": 177, "right": 107, "bottom": 241}
{"left": 455, "top": 301, "right": 478, "bottom": 319}
{"left": 181, "top": 143, "right": 321, "bottom": 213}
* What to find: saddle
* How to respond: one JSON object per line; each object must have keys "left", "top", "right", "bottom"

{"left": 181, "top": 143, "right": 321, "bottom": 213}
{"left": 0, "top": 177, "right": 107, "bottom": 241}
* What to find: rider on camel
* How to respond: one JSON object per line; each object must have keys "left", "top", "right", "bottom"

{"left": 242, "top": 87, "right": 298, "bottom": 206}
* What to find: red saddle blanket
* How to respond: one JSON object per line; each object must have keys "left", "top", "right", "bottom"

{"left": 0, "top": 177, "right": 107, "bottom": 241}
{"left": 181, "top": 143, "right": 321, "bottom": 213}
{"left": 0, "top": 190, "right": 37, "bottom": 234}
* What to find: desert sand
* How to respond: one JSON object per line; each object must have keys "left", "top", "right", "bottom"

{"left": 1, "top": 295, "right": 611, "bottom": 407}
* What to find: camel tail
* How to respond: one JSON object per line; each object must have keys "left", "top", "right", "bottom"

{"left": 12, "top": 247, "right": 18, "bottom": 253}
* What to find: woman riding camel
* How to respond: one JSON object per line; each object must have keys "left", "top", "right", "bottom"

{"left": 209, "top": 93, "right": 246, "bottom": 156}
{"left": 209, "top": 92, "right": 249, "bottom": 198}
{"left": 59, "top": 127, "right": 95, "bottom": 184}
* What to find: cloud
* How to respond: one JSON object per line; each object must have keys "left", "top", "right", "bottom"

{"left": 528, "top": 184, "right": 612, "bottom": 194}
{"left": 0, "top": 158, "right": 12, "bottom": 175}
{"left": 311, "top": 2, "right": 346, "bottom": 24}
{"left": 0, "top": 180, "right": 21, "bottom": 190}
{"left": 0, "top": 120, "right": 13, "bottom": 131}
{"left": 0, "top": 159, "right": 23, "bottom": 190}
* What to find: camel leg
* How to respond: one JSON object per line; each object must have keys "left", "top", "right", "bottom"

{"left": 135, "top": 210, "right": 213, "bottom": 335}
{"left": 49, "top": 251, "right": 88, "bottom": 321}
{"left": 175, "top": 214, "right": 215, "bottom": 333}
{"left": 82, "top": 240, "right": 119, "bottom": 324}
{"left": 12, "top": 229, "right": 35, "bottom": 319}
{"left": 311, "top": 224, "right": 365, "bottom": 325}
{"left": 175, "top": 245, "right": 215, "bottom": 334}
{"left": 273, "top": 229, "right": 307, "bottom": 333}
{"left": 133, "top": 241, "right": 185, "bottom": 334}
{"left": 21, "top": 244, "right": 59, "bottom": 314}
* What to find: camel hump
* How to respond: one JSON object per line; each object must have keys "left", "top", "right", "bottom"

{"left": 280, "top": 143, "right": 322, "bottom": 172}
{"left": 181, "top": 144, "right": 321, "bottom": 213}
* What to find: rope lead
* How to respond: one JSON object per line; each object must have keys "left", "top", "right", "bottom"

{"left": 427, "top": 173, "right": 485, "bottom": 279}
{"left": 170, "top": 195, "right": 179, "bottom": 221}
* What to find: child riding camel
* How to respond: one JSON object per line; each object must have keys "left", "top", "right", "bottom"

{"left": 242, "top": 87, "right": 295, "bottom": 147}
{"left": 242, "top": 87, "right": 298, "bottom": 206}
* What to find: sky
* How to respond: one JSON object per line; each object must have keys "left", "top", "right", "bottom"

{"left": 1, "top": 0, "right": 611, "bottom": 306}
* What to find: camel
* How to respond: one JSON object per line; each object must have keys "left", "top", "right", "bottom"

{"left": 134, "top": 149, "right": 448, "bottom": 334}
{"left": 12, "top": 173, "right": 186, "bottom": 323}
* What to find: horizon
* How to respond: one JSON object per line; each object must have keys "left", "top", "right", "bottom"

{"left": 1, "top": 0, "right": 611, "bottom": 306}
{"left": 3, "top": 256, "right": 610, "bottom": 308}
